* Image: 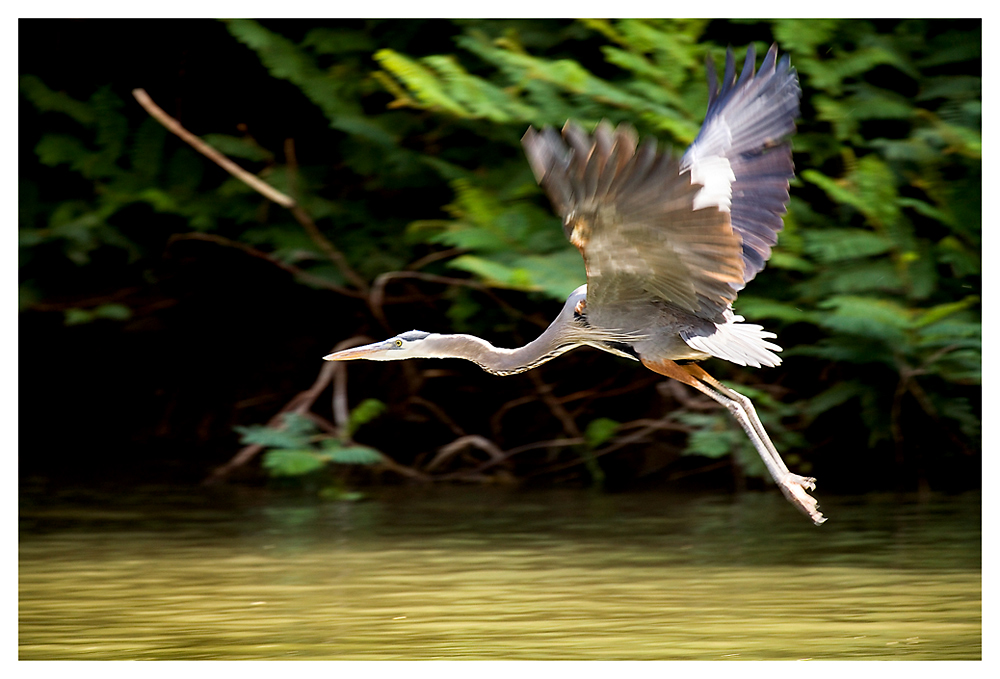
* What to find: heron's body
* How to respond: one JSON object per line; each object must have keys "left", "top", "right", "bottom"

{"left": 326, "top": 44, "right": 826, "bottom": 525}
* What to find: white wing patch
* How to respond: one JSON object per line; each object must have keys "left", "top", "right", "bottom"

{"left": 682, "top": 122, "right": 735, "bottom": 213}
{"left": 682, "top": 308, "right": 782, "bottom": 368}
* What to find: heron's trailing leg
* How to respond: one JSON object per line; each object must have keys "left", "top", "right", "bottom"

{"left": 641, "top": 358, "right": 826, "bottom": 525}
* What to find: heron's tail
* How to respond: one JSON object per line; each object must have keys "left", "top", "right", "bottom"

{"left": 681, "top": 309, "right": 782, "bottom": 368}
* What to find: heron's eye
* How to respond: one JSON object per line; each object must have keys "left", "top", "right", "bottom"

{"left": 394, "top": 339, "right": 403, "bottom": 348}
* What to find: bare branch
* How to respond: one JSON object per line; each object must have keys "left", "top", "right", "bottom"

{"left": 529, "top": 414, "right": 684, "bottom": 479}
{"left": 134, "top": 89, "right": 369, "bottom": 293}
{"left": 169, "top": 232, "right": 363, "bottom": 297}
{"left": 658, "top": 379, "right": 720, "bottom": 410}
{"left": 289, "top": 204, "right": 370, "bottom": 293}
{"left": 528, "top": 371, "right": 581, "bottom": 438}
{"left": 132, "top": 88, "right": 294, "bottom": 208}
{"left": 426, "top": 435, "right": 506, "bottom": 472}
{"left": 302, "top": 412, "right": 340, "bottom": 435}
{"left": 490, "top": 394, "right": 540, "bottom": 439}
{"left": 406, "top": 247, "right": 466, "bottom": 272}
{"left": 438, "top": 436, "right": 584, "bottom": 480}
{"left": 374, "top": 454, "right": 433, "bottom": 482}
{"left": 368, "top": 270, "right": 526, "bottom": 331}
{"left": 406, "top": 396, "right": 467, "bottom": 437}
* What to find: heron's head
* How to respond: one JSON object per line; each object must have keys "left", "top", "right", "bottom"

{"left": 323, "top": 330, "right": 436, "bottom": 362}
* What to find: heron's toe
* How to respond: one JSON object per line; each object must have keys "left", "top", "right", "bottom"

{"left": 780, "top": 474, "right": 826, "bottom": 525}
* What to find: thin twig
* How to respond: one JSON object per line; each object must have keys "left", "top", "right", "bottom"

{"left": 134, "top": 88, "right": 368, "bottom": 293}
{"left": 369, "top": 271, "right": 486, "bottom": 330}
{"left": 617, "top": 418, "right": 691, "bottom": 433}
{"left": 528, "top": 414, "right": 683, "bottom": 479}
{"left": 133, "top": 88, "right": 295, "bottom": 208}
{"left": 375, "top": 455, "right": 433, "bottom": 482}
{"left": 289, "top": 204, "right": 369, "bottom": 293}
{"left": 438, "top": 437, "right": 585, "bottom": 480}
{"left": 368, "top": 270, "right": 526, "bottom": 331}
{"left": 169, "top": 232, "right": 363, "bottom": 297}
{"left": 489, "top": 374, "right": 661, "bottom": 437}
{"left": 283, "top": 138, "right": 299, "bottom": 199}
{"left": 332, "top": 356, "right": 352, "bottom": 436}
{"left": 283, "top": 137, "right": 369, "bottom": 293}
{"left": 302, "top": 412, "right": 340, "bottom": 435}
{"left": 658, "top": 379, "right": 720, "bottom": 410}
{"left": 406, "top": 247, "right": 467, "bottom": 272}
{"left": 406, "top": 396, "right": 467, "bottom": 437}
{"left": 528, "top": 371, "right": 581, "bottom": 438}
{"left": 425, "top": 435, "right": 506, "bottom": 472}
{"left": 490, "top": 393, "right": 540, "bottom": 439}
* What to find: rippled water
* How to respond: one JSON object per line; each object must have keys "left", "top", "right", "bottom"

{"left": 19, "top": 486, "right": 980, "bottom": 659}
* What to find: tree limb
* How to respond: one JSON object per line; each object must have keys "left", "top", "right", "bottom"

{"left": 133, "top": 88, "right": 368, "bottom": 293}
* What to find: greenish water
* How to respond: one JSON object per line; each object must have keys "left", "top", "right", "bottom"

{"left": 19, "top": 487, "right": 980, "bottom": 660}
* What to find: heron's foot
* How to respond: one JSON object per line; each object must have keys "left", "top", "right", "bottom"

{"left": 778, "top": 473, "right": 827, "bottom": 525}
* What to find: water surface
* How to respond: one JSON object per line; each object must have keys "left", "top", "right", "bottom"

{"left": 19, "top": 486, "right": 981, "bottom": 659}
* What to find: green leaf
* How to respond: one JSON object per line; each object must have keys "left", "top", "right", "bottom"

{"left": 897, "top": 197, "right": 955, "bottom": 227}
{"left": 234, "top": 424, "right": 310, "bottom": 449}
{"left": 771, "top": 19, "right": 840, "bottom": 54}
{"left": 801, "top": 156, "right": 900, "bottom": 228}
{"left": 318, "top": 486, "right": 367, "bottom": 501}
{"left": 935, "top": 397, "right": 980, "bottom": 440}
{"left": 677, "top": 412, "right": 738, "bottom": 459}
{"left": 225, "top": 19, "right": 398, "bottom": 147}
{"left": 449, "top": 255, "right": 532, "bottom": 289}
{"left": 20, "top": 75, "right": 96, "bottom": 125}
{"left": 347, "top": 398, "right": 387, "bottom": 436}
{"left": 35, "top": 134, "right": 93, "bottom": 170}
{"left": 584, "top": 418, "right": 619, "bottom": 449}
{"left": 64, "top": 308, "right": 95, "bottom": 326}
{"left": 302, "top": 27, "right": 376, "bottom": 55}
{"left": 800, "top": 381, "right": 868, "bottom": 421}
{"left": 318, "top": 440, "right": 384, "bottom": 465}
{"left": 913, "top": 296, "right": 980, "bottom": 328}
{"left": 802, "top": 228, "right": 893, "bottom": 263}
{"left": 92, "top": 303, "right": 131, "bottom": 321}
{"left": 817, "top": 295, "right": 912, "bottom": 344}
{"left": 734, "top": 298, "right": 816, "bottom": 324}
{"left": 262, "top": 449, "right": 325, "bottom": 476}
{"left": 374, "top": 49, "right": 470, "bottom": 117}
{"left": 281, "top": 412, "right": 318, "bottom": 438}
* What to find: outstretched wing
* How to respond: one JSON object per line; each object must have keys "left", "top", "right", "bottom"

{"left": 522, "top": 120, "right": 744, "bottom": 319}
{"left": 683, "top": 43, "right": 800, "bottom": 289}
{"left": 521, "top": 44, "right": 799, "bottom": 318}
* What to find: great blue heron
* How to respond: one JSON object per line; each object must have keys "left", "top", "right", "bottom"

{"left": 325, "top": 44, "right": 825, "bottom": 525}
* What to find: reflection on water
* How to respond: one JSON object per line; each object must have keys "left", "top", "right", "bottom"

{"left": 19, "top": 487, "right": 980, "bottom": 659}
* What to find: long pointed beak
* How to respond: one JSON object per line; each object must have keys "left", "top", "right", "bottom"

{"left": 323, "top": 341, "right": 387, "bottom": 361}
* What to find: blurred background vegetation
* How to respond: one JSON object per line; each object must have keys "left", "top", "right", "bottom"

{"left": 19, "top": 19, "right": 980, "bottom": 498}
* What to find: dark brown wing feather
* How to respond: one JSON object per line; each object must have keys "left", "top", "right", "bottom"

{"left": 522, "top": 121, "right": 744, "bottom": 318}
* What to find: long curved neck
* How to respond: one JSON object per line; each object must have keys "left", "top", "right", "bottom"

{"left": 426, "top": 330, "right": 578, "bottom": 376}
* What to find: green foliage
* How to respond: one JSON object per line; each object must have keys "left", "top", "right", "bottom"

{"left": 318, "top": 441, "right": 384, "bottom": 465}
{"left": 21, "top": 19, "right": 980, "bottom": 485}
{"left": 63, "top": 303, "right": 132, "bottom": 326}
{"left": 347, "top": 398, "right": 387, "bottom": 437}
{"left": 263, "top": 449, "right": 326, "bottom": 477}
{"left": 678, "top": 385, "right": 808, "bottom": 478}
{"left": 584, "top": 418, "right": 620, "bottom": 450}
{"left": 239, "top": 409, "right": 385, "bottom": 486}
{"left": 369, "top": 18, "right": 980, "bottom": 473}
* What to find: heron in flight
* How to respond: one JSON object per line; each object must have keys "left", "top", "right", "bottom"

{"left": 325, "top": 44, "right": 825, "bottom": 525}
